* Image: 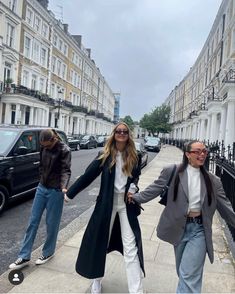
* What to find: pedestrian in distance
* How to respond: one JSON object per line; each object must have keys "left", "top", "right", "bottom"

{"left": 9, "top": 129, "right": 71, "bottom": 270}
{"left": 64, "top": 122, "right": 144, "bottom": 294}
{"left": 128, "top": 140, "right": 235, "bottom": 293}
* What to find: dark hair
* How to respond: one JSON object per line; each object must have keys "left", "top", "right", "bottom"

{"left": 39, "top": 129, "right": 61, "bottom": 142}
{"left": 173, "top": 140, "right": 213, "bottom": 206}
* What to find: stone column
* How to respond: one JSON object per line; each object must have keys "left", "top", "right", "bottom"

{"left": 225, "top": 100, "right": 235, "bottom": 146}
{"left": 209, "top": 112, "right": 217, "bottom": 143}
{"left": 219, "top": 106, "right": 227, "bottom": 142}
{"left": 16, "top": 104, "right": 21, "bottom": 124}
{"left": 5, "top": 104, "right": 11, "bottom": 124}
{"left": 29, "top": 107, "right": 34, "bottom": 125}
{"left": 206, "top": 115, "right": 211, "bottom": 141}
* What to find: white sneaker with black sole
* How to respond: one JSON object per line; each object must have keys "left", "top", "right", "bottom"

{"left": 35, "top": 254, "right": 54, "bottom": 265}
{"left": 9, "top": 258, "right": 30, "bottom": 270}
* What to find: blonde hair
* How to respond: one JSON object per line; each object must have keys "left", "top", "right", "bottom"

{"left": 98, "top": 122, "right": 138, "bottom": 177}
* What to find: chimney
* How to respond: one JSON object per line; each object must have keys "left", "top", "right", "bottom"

{"left": 63, "top": 24, "right": 69, "bottom": 34}
{"left": 72, "top": 35, "right": 82, "bottom": 48}
{"left": 37, "top": 0, "right": 49, "bottom": 9}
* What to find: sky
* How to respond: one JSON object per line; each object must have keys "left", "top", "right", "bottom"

{"left": 48, "top": 0, "right": 222, "bottom": 121}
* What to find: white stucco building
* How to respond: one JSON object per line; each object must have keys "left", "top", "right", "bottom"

{"left": 165, "top": 0, "right": 235, "bottom": 147}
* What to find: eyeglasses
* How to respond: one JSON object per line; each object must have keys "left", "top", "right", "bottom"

{"left": 115, "top": 129, "right": 129, "bottom": 135}
{"left": 188, "top": 149, "right": 208, "bottom": 155}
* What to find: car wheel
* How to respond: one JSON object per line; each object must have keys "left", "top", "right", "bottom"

{"left": 0, "top": 185, "right": 9, "bottom": 215}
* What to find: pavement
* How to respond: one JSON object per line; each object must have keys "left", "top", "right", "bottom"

{"left": 1, "top": 145, "right": 235, "bottom": 293}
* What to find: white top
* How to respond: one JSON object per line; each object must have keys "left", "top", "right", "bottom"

{"left": 114, "top": 151, "right": 137, "bottom": 194}
{"left": 187, "top": 164, "right": 201, "bottom": 213}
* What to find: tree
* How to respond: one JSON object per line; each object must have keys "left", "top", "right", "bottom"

{"left": 140, "top": 104, "right": 172, "bottom": 135}
{"left": 120, "top": 115, "right": 135, "bottom": 131}
{"left": 139, "top": 114, "right": 156, "bottom": 135}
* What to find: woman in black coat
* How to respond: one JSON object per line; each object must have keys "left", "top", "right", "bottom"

{"left": 65, "top": 122, "right": 144, "bottom": 294}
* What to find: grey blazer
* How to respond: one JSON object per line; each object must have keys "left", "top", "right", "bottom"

{"left": 133, "top": 164, "right": 235, "bottom": 263}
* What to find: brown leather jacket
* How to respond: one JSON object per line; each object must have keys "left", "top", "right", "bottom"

{"left": 39, "top": 140, "right": 71, "bottom": 189}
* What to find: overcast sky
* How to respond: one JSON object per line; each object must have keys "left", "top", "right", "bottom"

{"left": 48, "top": 0, "right": 222, "bottom": 121}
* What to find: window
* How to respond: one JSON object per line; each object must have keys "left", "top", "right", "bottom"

{"left": 50, "top": 83, "right": 55, "bottom": 98}
{"left": 34, "top": 16, "right": 41, "bottom": 32}
{"left": 53, "top": 34, "right": 57, "bottom": 46}
{"left": 22, "top": 70, "right": 29, "bottom": 87}
{"left": 40, "top": 48, "right": 47, "bottom": 67}
{"left": 57, "top": 60, "right": 61, "bottom": 76}
{"left": 59, "top": 39, "right": 63, "bottom": 51}
{"left": 39, "top": 78, "right": 44, "bottom": 92}
{"left": 31, "top": 74, "right": 37, "bottom": 90}
{"left": 42, "top": 23, "right": 48, "bottom": 39}
{"left": 26, "top": 8, "right": 33, "bottom": 25}
{"left": 9, "top": 0, "right": 17, "bottom": 12}
{"left": 62, "top": 64, "right": 66, "bottom": 79}
{"left": 24, "top": 36, "right": 31, "bottom": 58}
{"left": 6, "top": 23, "right": 14, "bottom": 48}
{"left": 51, "top": 56, "right": 56, "bottom": 72}
{"left": 63, "top": 44, "right": 68, "bottom": 56}
{"left": 32, "top": 40, "right": 40, "bottom": 63}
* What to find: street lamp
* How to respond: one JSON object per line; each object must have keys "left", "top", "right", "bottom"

{"left": 56, "top": 89, "right": 63, "bottom": 128}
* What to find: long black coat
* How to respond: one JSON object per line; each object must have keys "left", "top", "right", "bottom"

{"left": 67, "top": 153, "right": 144, "bottom": 279}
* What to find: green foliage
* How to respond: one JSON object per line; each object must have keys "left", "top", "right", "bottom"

{"left": 140, "top": 104, "right": 172, "bottom": 135}
{"left": 120, "top": 115, "right": 135, "bottom": 131}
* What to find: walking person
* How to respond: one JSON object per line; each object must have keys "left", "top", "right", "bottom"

{"left": 128, "top": 140, "right": 235, "bottom": 293}
{"left": 64, "top": 122, "right": 144, "bottom": 294}
{"left": 9, "top": 129, "right": 71, "bottom": 269}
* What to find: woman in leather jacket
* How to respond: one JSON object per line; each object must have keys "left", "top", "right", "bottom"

{"left": 9, "top": 129, "right": 71, "bottom": 270}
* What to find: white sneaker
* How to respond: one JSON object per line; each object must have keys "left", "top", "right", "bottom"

{"left": 91, "top": 279, "right": 102, "bottom": 294}
{"left": 35, "top": 254, "right": 54, "bottom": 265}
{"left": 9, "top": 258, "right": 30, "bottom": 270}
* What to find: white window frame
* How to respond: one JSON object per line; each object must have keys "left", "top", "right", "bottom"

{"left": 26, "top": 7, "right": 33, "bottom": 26}
{"left": 34, "top": 15, "right": 41, "bottom": 33}
{"left": 24, "top": 35, "right": 31, "bottom": 58}
{"left": 6, "top": 23, "right": 15, "bottom": 48}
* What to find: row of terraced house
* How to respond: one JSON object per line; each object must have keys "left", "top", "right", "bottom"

{"left": 165, "top": 0, "right": 235, "bottom": 148}
{"left": 0, "top": 0, "right": 120, "bottom": 136}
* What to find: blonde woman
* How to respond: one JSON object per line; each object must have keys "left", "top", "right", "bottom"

{"left": 65, "top": 122, "right": 144, "bottom": 294}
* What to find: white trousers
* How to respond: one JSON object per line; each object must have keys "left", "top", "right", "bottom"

{"left": 108, "top": 192, "right": 143, "bottom": 294}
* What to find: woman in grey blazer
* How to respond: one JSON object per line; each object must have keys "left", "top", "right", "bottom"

{"left": 128, "top": 140, "right": 235, "bottom": 293}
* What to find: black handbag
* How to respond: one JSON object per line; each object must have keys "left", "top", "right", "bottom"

{"left": 158, "top": 164, "right": 177, "bottom": 206}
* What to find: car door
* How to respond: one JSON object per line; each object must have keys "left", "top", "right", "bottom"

{"left": 10, "top": 131, "right": 40, "bottom": 195}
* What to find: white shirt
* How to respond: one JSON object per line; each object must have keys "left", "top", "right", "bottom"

{"left": 114, "top": 151, "right": 137, "bottom": 194}
{"left": 187, "top": 164, "right": 201, "bottom": 213}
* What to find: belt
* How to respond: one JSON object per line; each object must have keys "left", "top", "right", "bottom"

{"left": 186, "top": 215, "right": 203, "bottom": 224}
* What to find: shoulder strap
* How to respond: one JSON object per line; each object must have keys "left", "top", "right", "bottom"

{"left": 166, "top": 164, "right": 177, "bottom": 187}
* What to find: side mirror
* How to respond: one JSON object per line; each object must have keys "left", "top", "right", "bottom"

{"left": 14, "top": 146, "right": 28, "bottom": 155}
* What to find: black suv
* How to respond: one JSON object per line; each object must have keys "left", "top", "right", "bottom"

{"left": 0, "top": 126, "right": 68, "bottom": 214}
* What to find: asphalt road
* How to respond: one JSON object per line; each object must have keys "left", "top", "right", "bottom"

{"left": 0, "top": 146, "right": 157, "bottom": 275}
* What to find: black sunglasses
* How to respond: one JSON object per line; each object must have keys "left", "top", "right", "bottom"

{"left": 115, "top": 129, "right": 129, "bottom": 135}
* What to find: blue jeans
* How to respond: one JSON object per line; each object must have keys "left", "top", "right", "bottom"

{"left": 18, "top": 183, "right": 64, "bottom": 260}
{"left": 174, "top": 222, "right": 206, "bottom": 293}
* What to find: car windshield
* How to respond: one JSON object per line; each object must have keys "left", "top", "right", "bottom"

{"left": 146, "top": 137, "right": 160, "bottom": 143}
{"left": 82, "top": 135, "right": 90, "bottom": 140}
{"left": 0, "top": 129, "right": 19, "bottom": 155}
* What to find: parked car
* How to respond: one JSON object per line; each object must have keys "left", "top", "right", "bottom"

{"left": 135, "top": 142, "right": 148, "bottom": 168}
{"left": 96, "top": 135, "right": 107, "bottom": 147}
{"left": 0, "top": 125, "right": 68, "bottom": 214}
{"left": 67, "top": 136, "right": 80, "bottom": 151}
{"left": 144, "top": 137, "right": 161, "bottom": 152}
{"left": 79, "top": 135, "right": 97, "bottom": 149}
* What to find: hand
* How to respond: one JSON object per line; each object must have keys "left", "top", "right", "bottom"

{"left": 62, "top": 188, "right": 67, "bottom": 194}
{"left": 127, "top": 192, "right": 135, "bottom": 204}
{"left": 64, "top": 193, "right": 70, "bottom": 203}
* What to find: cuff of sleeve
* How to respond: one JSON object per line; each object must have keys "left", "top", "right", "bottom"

{"left": 128, "top": 183, "right": 138, "bottom": 194}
